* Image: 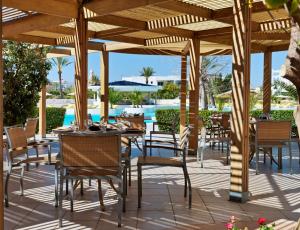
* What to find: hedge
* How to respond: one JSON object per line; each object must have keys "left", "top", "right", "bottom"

{"left": 33, "top": 107, "right": 66, "bottom": 133}
{"left": 155, "top": 109, "right": 297, "bottom": 134}
{"left": 45, "top": 107, "right": 66, "bottom": 132}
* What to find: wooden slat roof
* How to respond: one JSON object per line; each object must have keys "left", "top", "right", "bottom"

{"left": 2, "top": 0, "right": 291, "bottom": 56}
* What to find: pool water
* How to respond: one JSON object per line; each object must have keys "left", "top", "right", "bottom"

{"left": 63, "top": 113, "right": 155, "bottom": 126}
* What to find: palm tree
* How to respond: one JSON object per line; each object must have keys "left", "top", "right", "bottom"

{"left": 264, "top": 1, "right": 300, "bottom": 102}
{"left": 140, "top": 67, "right": 155, "bottom": 84}
{"left": 51, "top": 57, "right": 72, "bottom": 99}
{"left": 273, "top": 79, "right": 298, "bottom": 101}
{"left": 200, "top": 57, "right": 228, "bottom": 109}
{"left": 108, "top": 88, "right": 122, "bottom": 109}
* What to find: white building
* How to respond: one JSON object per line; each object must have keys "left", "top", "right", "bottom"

{"left": 121, "top": 75, "right": 181, "bottom": 87}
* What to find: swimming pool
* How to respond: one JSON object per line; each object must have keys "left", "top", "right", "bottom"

{"left": 63, "top": 105, "right": 180, "bottom": 126}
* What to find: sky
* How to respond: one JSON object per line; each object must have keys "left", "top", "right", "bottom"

{"left": 48, "top": 50, "right": 288, "bottom": 88}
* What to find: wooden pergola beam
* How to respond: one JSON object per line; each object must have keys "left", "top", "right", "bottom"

{"left": 3, "top": 14, "right": 69, "bottom": 37}
{"left": 85, "top": 0, "right": 170, "bottom": 16}
{"left": 48, "top": 48, "right": 72, "bottom": 56}
{"left": 229, "top": 0, "right": 251, "bottom": 203}
{"left": 95, "top": 33, "right": 146, "bottom": 45}
{"left": 0, "top": 1, "right": 3, "bottom": 228}
{"left": 90, "top": 15, "right": 194, "bottom": 38}
{"left": 252, "top": 31, "right": 290, "bottom": 40}
{"left": 73, "top": 6, "right": 88, "bottom": 131}
{"left": 39, "top": 85, "right": 46, "bottom": 137}
{"left": 90, "top": 15, "right": 146, "bottom": 31}
{"left": 56, "top": 36, "right": 104, "bottom": 51}
{"left": 259, "top": 18, "right": 291, "bottom": 32}
{"left": 263, "top": 50, "right": 272, "bottom": 114}
{"left": 100, "top": 51, "right": 109, "bottom": 121}
{"left": 180, "top": 54, "right": 187, "bottom": 138}
{"left": 4, "top": 34, "right": 57, "bottom": 45}
{"left": 3, "top": 0, "right": 77, "bottom": 18}
{"left": 156, "top": 0, "right": 212, "bottom": 19}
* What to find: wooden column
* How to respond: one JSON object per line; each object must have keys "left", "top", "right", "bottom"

{"left": 263, "top": 50, "right": 272, "bottom": 114}
{"left": 39, "top": 85, "right": 46, "bottom": 137}
{"left": 0, "top": 0, "right": 3, "bottom": 228}
{"left": 229, "top": 0, "right": 252, "bottom": 203}
{"left": 180, "top": 55, "right": 187, "bottom": 137}
{"left": 100, "top": 51, "right": 109, "bottom": 121}
{"left": 74, "top": 5, "right": 88, "bottom": 130}
{"left": 188, "top": 38, "right": 200, "bottom": 154}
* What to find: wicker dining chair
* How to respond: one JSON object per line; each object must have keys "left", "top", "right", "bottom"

{"left": 24, "top": 118, "right": 54, "bottom": 156}
{"left": 254, "top": 120, "right": 292, "bottom": 174}
{"left": 137, "top": 126, "right": 192, "bottom": 209}
{"left": 149, "top": 119, "right": 178, "bottom": 156}
{"left": 4, "top": 126, "right": 59, "bottom": 207}
{"left": 58, "top": 132, "right": 124, "bottom": 228}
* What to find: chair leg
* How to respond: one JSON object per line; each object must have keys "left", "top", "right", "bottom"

{"left": 128, "top": 160, "right": 131, "bottom": 187}
{"left": 55, "top": 168, "right": 58, "bottom": 207}
{"left": 59, "top": 170, "right": 64, "bottom": 228}
{"left": 97, "top": 179, "right": 105, "bottom": 211}
{"left": 5, "top": 168, "right": 11, "bottom": 207}
{"left": 183, "top": 166, "right": 192, "bottom": 209}
{"left": 200, "top": 139, "right": 205, "bottom": 168}
{"left": 138, "top": 164, "right": 142, "bottom": 208}
{"left": 183, "top": 168, "right": 187, "bottom": 198}
{"left": 35, "top": 147, "right": 40, "bottom": 168}
{"left": 289, "top": 142, "right": 293, "bottom": 174}
{"left": 65, "top": 179, "right": 69, "bottom": 195}
{"left": 123, "top": 168, "right": 127, "bottom": 213}
{"left": 124, "top": 165, "right": 128, "bottom": 196}
{"left": 80, "top": 179, "right": 84, "bottom": 196}
{"left": 89, "top": 178, "right": 92, "bottom": 186}
{"left": 20, "top": 166, "right": 25, "bottom": 196}
{"left": 256, "top": 147, "right": 259, "bottom": 175}
{"left": 118, "top": 179, "right": 123, "bottom": 227}
{"left": 26, "top": 151, "right": 30, "bottom": 171}
{"left": 70, "top": 179, "right": 74, "bottom": 212}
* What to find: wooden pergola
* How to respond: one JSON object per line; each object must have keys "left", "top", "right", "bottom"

{"left": 0, "top": 0, "right": 293, "bottom": 228}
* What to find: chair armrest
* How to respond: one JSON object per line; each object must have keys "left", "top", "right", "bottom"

{"left": 9, "top": 145, "right": 34, "bottom": 153}
{"left": 143, "top": 144, "right": 183, "bottom": 152}
{"left": 150, "top": 131, "right": 175, "bottom": 135}
{"left": 145, "top": 139, "right": 176, "bottom": 145}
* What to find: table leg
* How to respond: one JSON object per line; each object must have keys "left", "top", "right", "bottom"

{"left": 278, "top": 147, "right": 282, "bottom": 170}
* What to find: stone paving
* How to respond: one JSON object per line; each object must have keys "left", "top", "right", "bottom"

{"left": 3, "top": 139, "right": 300, "bottom": 229}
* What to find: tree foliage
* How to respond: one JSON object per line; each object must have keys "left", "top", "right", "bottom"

{"left": 89, "top": 71, "right": 100, "bottom": 85}
{"left": 140, "top": 67, "right": 155, "bottom": 84}
{"left": 51, "top": 57, "right": 71, "bottom": 98}
{"left": 157, "top": 82, "right": 180, "bottom": 99}
{"left": 273, "top": 79, "right": 298, "bottom": 100}
{"left": 128, "top": 91, "right": 144, "bottom": 107}
{"left": 211, "top": 73, "right": 232, "bottom": 95}
{"left": 4, "top": 41, "right": 51, "bottom": 125}
{"left": 108, "top": 88, "right": 122, "bottom": 108}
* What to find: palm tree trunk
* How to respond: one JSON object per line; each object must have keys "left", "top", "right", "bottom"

{"left": 58, "top": 71, "right": 64, "bottom": 99}
{"left": 200, "top": 76, "right": 208, "bottom": 109}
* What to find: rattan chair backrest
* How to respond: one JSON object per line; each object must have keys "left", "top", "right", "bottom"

{"left": 117, "top": 114, "right": 145, "bottom": 130}
{"left": 24, "top": 118, "right": 38, "bottom": 140}
{"left": 60, "top": 133, "right": 121, "bottom": 167}
{"left": 221, "top": 113, "right": 230, "bottom": 129}
{"left": 256, "top": 120, "right": 291, "bottom": 141}
{"left": 5, "top": 126, "right": 28, "bottom": 157}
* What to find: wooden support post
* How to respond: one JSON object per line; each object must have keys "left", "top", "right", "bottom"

{"left": 100, "top": 51, "right": 109, "bottom": 121}
{"left": 74, "top": 5, "right": 88, "bottom": 130}
{"left": 39, "top": 85, "right": 46, "bottom": 137}
{"left": 263, "top": 50, "right": 272, "bottom": 114}
{"left": 188, "top": 38, "right": 200, "bottom": 154}
{"left": 229, "top": 0, "right": 252, "bottom": 203}
{"left": 180, "top": 55, "right": 187, "bottom": 137}
{"left": 0, "top": 1, "right": 3, "bottom": 228}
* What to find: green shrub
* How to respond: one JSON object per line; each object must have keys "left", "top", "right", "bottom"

{"left": 45, "top": 107, "right": 66, "bottom": 132}
{"left": 155, "top": 109, "right": 180, "bottom": 132}
{"left": 156, "top": 109, "right": 297, "bottom": 134}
